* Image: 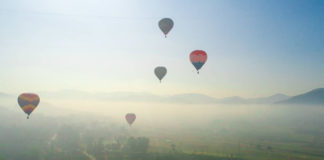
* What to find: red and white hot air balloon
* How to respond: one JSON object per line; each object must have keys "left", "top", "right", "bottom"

{"left": 190, "top": 50, "right": 207, "bottom": 74}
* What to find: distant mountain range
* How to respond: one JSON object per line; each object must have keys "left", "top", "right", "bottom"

{"left": 1, "top": 88, "right": 324, "bottom": 105}
{"left": 216, "top": 93, "right": 291, "bottom": 104}
{"left": 37, "top": 91, "right": 292, "bottom": 104}
{"left": 0, "top": 92, "right": 11, "bottom": 97}
{"left": 277, "top": 88, "right": 324, "bottom": 105}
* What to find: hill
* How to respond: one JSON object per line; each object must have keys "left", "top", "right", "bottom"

{"left": 278, "top": 88, "right": 324, "bottom": 105}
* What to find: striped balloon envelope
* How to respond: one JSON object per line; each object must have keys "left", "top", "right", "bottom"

{"left": 18, "top": 93, "right": 40, "bottom": 119}
{"left": 190, "top": 50, "right": 207, "bottom": 74}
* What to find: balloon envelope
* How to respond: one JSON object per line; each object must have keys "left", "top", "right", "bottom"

{"left": 154, "top": 66, "right": 167, "bottom": 82}
{"left": 159, "top": 18, "right": 174, "bottom": 37}
{"left": 125, "top": 113, "right": 136, "bottom": 125}
{"left": 190, "top": 50, "right": 207, "bottom": 73}
{"left": 18, "top": 93, "right": 40, "bottom": 119}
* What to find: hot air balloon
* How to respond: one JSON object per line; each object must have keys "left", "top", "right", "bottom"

{"left": 18, "top": 93, "right": 40, "bottom": 119}
{"left": 190, "top": 50, "right": 207, "bottom": 74}
{"left": 159, "top": 18, "right": 174, "bottom": 38}
{"left": 125, "top": 113, "right": 136, "bottom": 126}
{"left": 154, "top": 66, "right": 167, "bottom": 83}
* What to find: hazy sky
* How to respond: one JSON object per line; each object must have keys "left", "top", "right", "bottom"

{"left": 0, "top": 0, "right": 323, "bottom": 98}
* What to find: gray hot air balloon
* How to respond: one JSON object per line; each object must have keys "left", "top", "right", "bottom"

{"left": 158, "top": 18, "right": 174, "bottom": 38}
{"left": 154, "top": 66, "right": 167, "bottom": 83}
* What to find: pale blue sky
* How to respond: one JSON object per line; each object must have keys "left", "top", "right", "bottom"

{"left": 0, "top": 0, "right": 323, "bottom": 98}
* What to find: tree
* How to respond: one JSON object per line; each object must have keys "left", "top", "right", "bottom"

{"left": 171, "top": 143, "right": 176, "bottom": 152}
{"left": 56, "top": 125, "right": 81, "bottom": 152}
{"left": 123, "top": 137, "right": 150, "bottom": 160}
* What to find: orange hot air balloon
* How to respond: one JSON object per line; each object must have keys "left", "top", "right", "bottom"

{"left": 125, "top": 113, "right": 136, "bottom": 126}
{"left": 18, "top": 93, "right": 40, "bottom": 119}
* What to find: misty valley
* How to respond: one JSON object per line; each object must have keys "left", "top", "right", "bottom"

{"left": 0, "top": 101, "right": 323, "bottom": 160}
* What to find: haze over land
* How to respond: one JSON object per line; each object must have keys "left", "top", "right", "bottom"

{"left": 1, "top": 89, "right": 324, "bottom": 160}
